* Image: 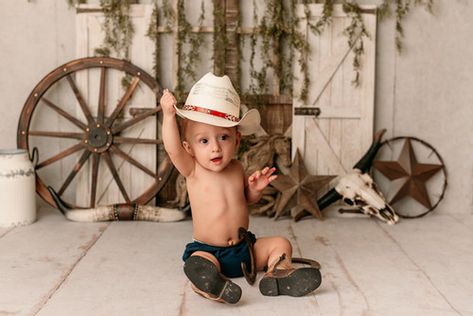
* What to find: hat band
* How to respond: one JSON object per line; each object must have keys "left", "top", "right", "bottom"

{"left": 182, "top": 105, "right": 240, "bottom": 123}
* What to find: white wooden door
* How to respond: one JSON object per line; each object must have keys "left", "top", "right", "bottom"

{"left": 292, "top": 4, "right": 377, "bottom": 176}
{"left": 74, "top": 5, "right": 157, "bottom": 205}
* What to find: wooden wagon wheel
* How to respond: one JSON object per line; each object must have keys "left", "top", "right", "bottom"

{"left": 17, "top": 57, "right": 173, "bottom": 209}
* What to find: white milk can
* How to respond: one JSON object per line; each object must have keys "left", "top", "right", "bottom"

{"left": 0, "top": 149, "right": 37, "bottom": 227}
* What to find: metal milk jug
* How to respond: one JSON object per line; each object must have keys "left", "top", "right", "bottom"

{"left": 0, "top": 149, "right": 37, "bottom": 227}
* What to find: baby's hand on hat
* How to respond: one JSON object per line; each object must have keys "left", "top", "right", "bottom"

{"left": 160, "top": 89, "right": 177, "bottom": 116}
{"left": 248, "top": 167, "right": 277, "bottom": 193}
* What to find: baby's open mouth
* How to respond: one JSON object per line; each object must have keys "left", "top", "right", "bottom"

{"left": 211, "top": 157, "right": 222, "bottom": 164}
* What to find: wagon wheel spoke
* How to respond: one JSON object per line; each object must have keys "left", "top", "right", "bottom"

{"left": 106, "top": 76, "right": 140, "bottom": 126}
{"left": 41, "top": 97, "right": 87, "bottom": 130}
{"left": 112, "top": 107, "right": 161, "bottom": 134}
{"left": 58, "top": 150, "right": 92, "bottom": 196}
{"left": 103, "top": 151, "right": 131, "bottom": 203}
{"left": 36, "top": 143, "right": 84, "bottom": 170}
{"left": 66, "top": 75, "right": 95, "bottom": 124}
{"left": 90, "top": 153, "right": 100, "bottom": 208}
{"left": 97, "top": 67, "right": 107, "bottom": 124}
{"left": 114, "top": 136, "right": 162, "bottom": 145}
{"left": 110, "top": 145, "right": 155, "bottom": 178}
{"left": 28, "top": 131, "right": 83, "bottom": 139}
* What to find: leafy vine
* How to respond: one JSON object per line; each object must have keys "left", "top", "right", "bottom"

{"left": 95, "top": 0, "right": 134, "bottom": 60}
{"left": 247, "top": 0, "right": 305, "bottom": 98}
{"left": 173, "top": 0, "right": 206, "bottom": 101}
{"left": 378, "top": 0, "right": 434, "bottom": 52}
{"left": 341, "top": 1, "right": 370, "bottom": 86}
{"left": 87, "top": 0, "right": 435, "bottom": 101}
{"left": 146, "top": 0, "right": 176, "bottom": 83}
{"left": 93, "top": 0, "right": 135, "bottom": 88}
{"left": 146, "top": 1, "right": 161, "bottom": 82}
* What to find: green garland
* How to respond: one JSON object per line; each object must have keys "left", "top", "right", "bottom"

{"left": 247, "top": 0, "right": 315, "bottom": 101}
{"left": 247, "top": 0, "right": 259, "bottom": 95}
{"left": 248, "top": 0, "right": 300, "bottom": 97}
{"left": 183, "top": 1, "right": 205, "bottom": 82}
{"left": 378, "top": 0, "right": 434, "bottom": 52}
{"left": 89, "top": 0, "right": 435, "bottom": 101}
{"left": 95, "top": 0, "right": 134, "bottom": 60}
{"left": 341, "top": 1, "right": 370, "bottom": 86}
{"left": 146, "top": 1, "right": 161, "bottom": 82}
{"left": 172, "top": 0, "right": 206, "bottom": 101}
{"left": 310, "top": 0, "right": 334, "bottom": 34}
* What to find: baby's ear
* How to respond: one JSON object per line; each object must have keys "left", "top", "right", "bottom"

{"left": 182, "top": 141, "right": 194, "bottom": 156}
{"left": 235, "top": 131, "right": 241, "bottom": 148}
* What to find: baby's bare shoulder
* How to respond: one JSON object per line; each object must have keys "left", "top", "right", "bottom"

{"left": 228, "top": 159, "right": 245, "bottom": 173}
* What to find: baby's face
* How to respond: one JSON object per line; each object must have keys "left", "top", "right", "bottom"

{"left": 183, "top": 121, "right": 240, "bottom": 172}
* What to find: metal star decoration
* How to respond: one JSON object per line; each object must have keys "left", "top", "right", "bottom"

{"left": 270, "top": 149, "right": 335, "bottom": 221}
{"left": 372, "top": 138, "right": 443, "bottom": 209}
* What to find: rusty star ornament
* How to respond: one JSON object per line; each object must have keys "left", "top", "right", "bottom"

{"left": 372, "top": 138, "right": 443, "bottom": 209}
{"left": 270, "top": 149, "right": 335, "bottom": 220}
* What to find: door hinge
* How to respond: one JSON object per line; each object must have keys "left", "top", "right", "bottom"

{"left": 294, "top": 107, "right": 321, "bottom": 117}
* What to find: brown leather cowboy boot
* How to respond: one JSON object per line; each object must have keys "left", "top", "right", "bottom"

{"left": 259, "top": 254, "right": 322, "bottom": 297}
{"left": 184, "top": 256, "right": 242, "bottom": 304}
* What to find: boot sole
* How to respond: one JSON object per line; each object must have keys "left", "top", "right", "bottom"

{"left": 259, "top": 267, "right": 322, "bottom": 297}
{"left": 184, "top": 256, "right": 242, "bottom": 304}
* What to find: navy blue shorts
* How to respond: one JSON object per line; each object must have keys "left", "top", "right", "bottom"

{"left": 182, "top": 232, "right": 256, "bottom": 278}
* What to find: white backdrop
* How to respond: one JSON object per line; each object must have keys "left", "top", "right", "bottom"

{"left": 0, "top": 0, "right": 472, "bottom": 214}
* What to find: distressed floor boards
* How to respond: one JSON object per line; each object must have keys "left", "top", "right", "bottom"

{"left": 1, "top": 208, "right": 472, "bottom": 316}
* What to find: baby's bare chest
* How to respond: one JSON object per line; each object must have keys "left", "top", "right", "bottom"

{"left": 187, "top": 167, "right": 245, "bottom": 201}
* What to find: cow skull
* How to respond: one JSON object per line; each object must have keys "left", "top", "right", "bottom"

{"left": 334, "top": 169, "right": 398, "bottom": 225}
{"left": 316, "top": 129, "right": 400, "bottom": 224}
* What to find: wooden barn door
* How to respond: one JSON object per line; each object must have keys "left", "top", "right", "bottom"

{"left": 75, "top": 5, "right": 157, "bottom": 206}
{"left": 292, "top": 4, "right": 377, "bottom": 176}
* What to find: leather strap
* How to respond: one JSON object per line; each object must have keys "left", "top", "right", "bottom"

{"left": 239, "top": 227, "right": 257, "bottom": 285}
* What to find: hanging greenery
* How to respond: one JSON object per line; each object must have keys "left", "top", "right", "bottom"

{"left": 247, "top": 0, "right": 308, "bottom": 99}
{"left": 183, "top": 1, "right": 206, "bottom": 82}
{"left": 146, "top": 0, "right": 176, "bottom": 83}
{"left": 89, "top": 0, "right": 435, "bottom": 101}
{"left": 146, "top": 1, "right": 161, "bottom": 82}
{"left": 171, "top": 0, "right": 206, "bottom": 101}
{"left": 378, "top": 0, "right": 434, "bottom": 52}
{"left": 93, "top": 0, "right": 135, "bottom": 88}
{"left": 95, "top": 0, "right": 134, "bottom": 60}
{"left": 341, "top": 1, "right": 370, "bottom": 86}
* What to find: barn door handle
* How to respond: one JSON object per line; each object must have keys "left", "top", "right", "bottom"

{"left": 294, "top": 107, "right": 321, "bottom": 117}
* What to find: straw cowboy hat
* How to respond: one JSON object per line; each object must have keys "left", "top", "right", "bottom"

{"left": 175, "top": 72, "right": 260, "bottom": 135}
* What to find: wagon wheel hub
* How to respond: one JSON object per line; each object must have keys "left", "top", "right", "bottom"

{"left": 84, "top": 123, "right": 112, "bottom": 153}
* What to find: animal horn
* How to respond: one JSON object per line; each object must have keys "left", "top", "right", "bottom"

{"left": 48, "top": 186, "right": 71, "bottom": 214}
{"left": 47, "top": 186, "right": 185, "bottom": 222}
{"left": 353, "top": 129, "right": 386, "bottom": 173}
{"left": 317, "top": 188, "right": 343, "bottom": 211}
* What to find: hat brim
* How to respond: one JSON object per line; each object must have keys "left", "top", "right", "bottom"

{"left": 175, "top": 106, "right": 260, "bottom": 136}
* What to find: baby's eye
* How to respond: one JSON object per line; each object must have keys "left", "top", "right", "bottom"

{"left": 199, "top": 138, "right": 208, "bottom": 144}
{"left": 219, "top": 135, "right": 229, "bottom": 141}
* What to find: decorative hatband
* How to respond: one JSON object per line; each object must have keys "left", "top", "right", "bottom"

{"left": 182, "top": 105, "right": 240, "bottom": 122}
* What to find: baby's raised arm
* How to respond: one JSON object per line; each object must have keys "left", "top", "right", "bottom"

{"left": 245, "top": 166, "right": 277, "bottom": 204}
{"left": 160, "top": 89, "right": 194, "bottom": 177}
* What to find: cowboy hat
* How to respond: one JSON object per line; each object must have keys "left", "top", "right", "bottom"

{"left": 174, "top": 72, "right": 260, "bottom": 135}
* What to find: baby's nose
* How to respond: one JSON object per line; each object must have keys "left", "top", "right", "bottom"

{"left": 211, "top": 140, "right": 221, "bottom": 152}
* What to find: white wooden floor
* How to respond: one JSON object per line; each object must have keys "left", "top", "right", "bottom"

{"left": 1, "top": 207, "right": 473, "bottom": 316}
